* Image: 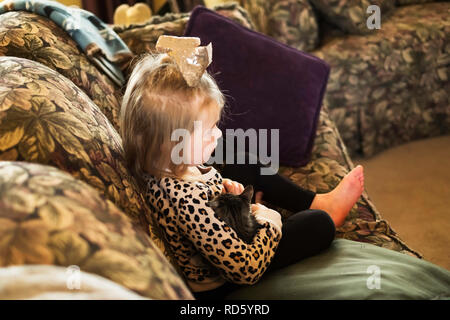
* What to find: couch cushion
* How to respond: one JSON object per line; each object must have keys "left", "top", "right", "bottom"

{"left": 226, "top": 239, "right": 450, "bottom": 299}
{"left": 0, "top": 161, "right": 193, "bottom": 299}
{"left": 0, "top": 56, "right": 181, "bottom": 274}
{"left": 0, "top": 11, "right": 122, "bottom": 132}
{"left": 310, "top": 0, "right": 396, "bottom": 34}
{"left": 185, "top": 5, "right": 330, "bottom": 167}
{"left": 240, "top": 0, "right": 319, "bottom": 52}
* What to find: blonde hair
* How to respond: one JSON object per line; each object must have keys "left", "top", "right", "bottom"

{"left": 120, "top": 52, "right": 226, "bottom": 190}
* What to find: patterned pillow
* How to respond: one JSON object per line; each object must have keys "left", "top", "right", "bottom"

{"left": 185, "top": 6, "right": 330, "bottom": 167}
{"left": 241, "top": 0, "right": 319, "bottom": 52}
{"left": 0, "top": 11, "right": 122, "bottom": 132}
{"left": 309, "top": 0, "right": 396, "bottom": 34}
{"left": 0, "top": 161, "right": 193, "bottom": 299}
{"left": 0, "top": 56, "right": 178, "bottom": 275}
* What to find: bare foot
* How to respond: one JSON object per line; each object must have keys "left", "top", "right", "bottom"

{"left": 310, "top": 165, "right": 364, "bottom": 227}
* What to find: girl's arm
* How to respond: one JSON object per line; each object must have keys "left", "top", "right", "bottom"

{"left": 168, "top": 183, "right": 282, "bottom": 286}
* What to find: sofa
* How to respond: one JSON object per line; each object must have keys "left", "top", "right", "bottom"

{"left": 237, "top": 0, "right": 450, "bottom": 158}
{"left": 0, "top": 2, "right": 449, "bottom": 300}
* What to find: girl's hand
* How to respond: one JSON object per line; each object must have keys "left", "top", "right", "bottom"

{"left": 254, "top": 191, "right": 263, "bottom": 204}
{"left": 222, "top": 178, "right": 244, "bottom": 195}
{"left": 251, "top": 191, "right": 265, "bottom": 214}
{"left": 251, "top": 203, "right": 268, "bottom": 213}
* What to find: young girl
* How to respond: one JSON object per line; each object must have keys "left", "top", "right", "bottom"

{"left": 120, "top": 43, "right": 364, "bottom": 300}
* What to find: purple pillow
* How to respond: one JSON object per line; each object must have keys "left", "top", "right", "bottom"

{"left": 184, "top": 6, "right": 330, "bottom": 167}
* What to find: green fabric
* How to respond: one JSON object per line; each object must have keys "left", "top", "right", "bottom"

{"left": 227, "top": 239, "right": 450, "bottom": 299}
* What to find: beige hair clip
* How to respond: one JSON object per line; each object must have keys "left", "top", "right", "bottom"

{"left": 155, "top": 35, "right": 213, "bottom": 87}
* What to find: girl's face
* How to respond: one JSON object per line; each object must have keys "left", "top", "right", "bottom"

{"left": 189, "top": 108, "right": 222, "bottom": 165}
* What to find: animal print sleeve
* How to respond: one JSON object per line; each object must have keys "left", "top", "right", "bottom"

{"left": 165, "top": 181, "right": 282, "bottom": 285}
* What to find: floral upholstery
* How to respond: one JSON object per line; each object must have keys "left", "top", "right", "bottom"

{"left": 239, "top": 0, "right": 319, "bottom": 52}
{"left": 309, "top": 0, "right": 396, "bottom": 34}
{"left": 0, "top": 11, "right": 122, "bottom": 132}
{"left": 113, "top": 2, "right": 255, "bottom": 59}
{"left": 113, "top": 12, "right": 190, "bottom": 61}
{"left": 312, "top": 2, "right": 450, "bottom": 157}
{"left": 0, "top": 56, "right": 181, "bottom": 276}
{"left": 0, "top": 161, "right": 193, "bottom": 299}
{"left": 238, "top": 1, "right": 450, "bottom": 158}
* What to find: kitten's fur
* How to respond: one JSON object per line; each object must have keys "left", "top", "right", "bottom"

{"left": 207, "top": 185, "right": 262, "bottom": 244}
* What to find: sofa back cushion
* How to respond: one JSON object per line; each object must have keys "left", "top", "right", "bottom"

{"left": 227, "top": 239, "right": 450, "bottom": 299}
{"left": 0, "top": 161, "right": 193, "bottom": 299}
{"left": 0, "top": 11, "right": 122, "bottom": 132}
{"left": 0, "top": 56, "right": 180, "bottom": 275}
{"left": 309, "top": 0, "right": 396, "bottom": 34}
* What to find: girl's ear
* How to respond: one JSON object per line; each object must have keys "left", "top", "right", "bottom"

{"left": 240, "top": 185, "right": 254, "bottom": 202}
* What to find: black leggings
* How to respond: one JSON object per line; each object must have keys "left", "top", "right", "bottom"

{"left": 193, "top": 152, "right": 336, "bottom": 300}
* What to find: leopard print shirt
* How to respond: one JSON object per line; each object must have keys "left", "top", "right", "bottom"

{"left": 144, "top": 165, "right": 282, "bottom": 292}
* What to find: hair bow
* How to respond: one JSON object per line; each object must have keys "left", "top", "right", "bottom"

{"left": 155, "top": 35, "right": 213, "bottom": 87}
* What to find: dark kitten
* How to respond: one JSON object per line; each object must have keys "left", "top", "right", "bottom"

{"left": 207, "top": 185, "right": 262, "bottom": 244}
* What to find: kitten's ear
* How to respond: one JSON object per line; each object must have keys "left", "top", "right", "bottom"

{"left": 207, "top": 199, "right": 219, "bottom": 209}
{"left": 240, "top": 185, "right": 254, "bottom": 202}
